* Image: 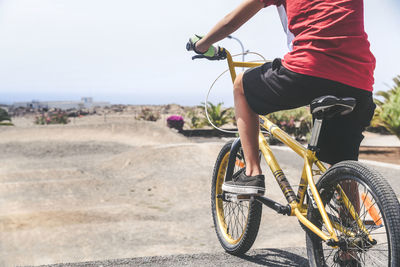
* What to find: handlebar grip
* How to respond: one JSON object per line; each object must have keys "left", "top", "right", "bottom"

{"left": 186, "top": 36, "right": 227, "bottom": 61}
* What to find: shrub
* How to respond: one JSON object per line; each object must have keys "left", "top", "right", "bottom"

{"left": 167, "top": 115, "right": 184, "bottom": 131}
{"left": 136, "top": 108, "right": 160, "bottom": 121}
{"left": 203, "top": 102, "right": 234, "bottom": 128}
{"left": 267, "top": 106, "right": 312, "bottom": 142}
{"left": 0, "top": 108, "right": 11, "bottom": 123}
{"left": 186, "top": 109, "right": 205, "bottom": 129}
{"left": 35, "top": 110, "right": 69, "bottom": 125}
{"left": 372, "top": 75, "right": 400, "bottom": 139}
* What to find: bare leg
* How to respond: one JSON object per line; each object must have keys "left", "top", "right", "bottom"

{"left": 233, "top": 72, "right": 262, "bottom": 176}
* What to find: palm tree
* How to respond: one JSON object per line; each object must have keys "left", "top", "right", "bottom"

{"left": 372, "top": 75, "right": 400, "bottom": 139}
{"left": 203, "top": 102, "right": 235, "bottom": 127}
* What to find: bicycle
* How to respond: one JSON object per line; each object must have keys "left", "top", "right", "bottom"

{"left": 187, "top": 42, "right": 400, "bottom": 266}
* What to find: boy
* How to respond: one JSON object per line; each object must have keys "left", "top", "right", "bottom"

{"left": 190, "top": 0, "right": 376, "bottom": 196}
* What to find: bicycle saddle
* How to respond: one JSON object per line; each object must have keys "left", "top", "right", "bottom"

{"left": 310, "top": 95, "right": 356, "bottom": 119}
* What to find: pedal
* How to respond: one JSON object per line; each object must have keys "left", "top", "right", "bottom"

{"left": 221, "top": 192, "right": 252, "bottom": 202}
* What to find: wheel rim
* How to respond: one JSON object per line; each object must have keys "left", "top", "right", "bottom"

{"left": 215, "top": 151, "right": 250, "bottom": 245}
{"left": 313, "top": 176, "right": 390, "bottom": 266}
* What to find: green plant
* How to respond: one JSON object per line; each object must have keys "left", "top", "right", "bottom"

{"left": 186, "top": 109, "right": 205, "bottom": 129}
{"left": 0, "top": 108, "right": 11, "bottom": 123}
{"left": 136, "top": 108, "right": 160, "bottom": 121}
{"left": 203, "top": 102, "right": 235, "bottom": 128}
{"left": 372, "top": 75, "right": 400, "bottom": 139}
{"left": 267, "top": 106, "right": 312, "bottom": 142}
{"left": 35, "top": 110, "right": 69, "bottom": 125}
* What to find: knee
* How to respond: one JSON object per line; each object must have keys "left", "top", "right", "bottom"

{"left": 233, "top": 72, "right": 245, "bottom": 97}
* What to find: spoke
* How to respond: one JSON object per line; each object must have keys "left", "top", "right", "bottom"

{"left": 362, "top": 199, "right": 373, "bottom": 224}
{"left": 370, "top": 244, "right": 389, "bottom": 253}
{"left": 236, "top": 205, "right": 241, "bottom": 237}
{"left": 362, "top": 250, "right": 366, "bottom": 266}
{"left": 236, "top": 205, "right": 242, "bottom": 237}
{"left": 319, "top": 217, "right": 328, "bottom": 234}
{"left": 231, "top": 204, "right": 237, "bottom": 238}
{"left": 368, "top": 232, "right": 387, "bottom": 235}
{"left": 363, "top": 250, "right": 387, "bottom": 266}
{"left": 351, "top": 242, "right": 388, "bottom": 266}
{"left": 237, "top": 210, "right": 243, "bottom": 235}
{"left": 240, "top": 205, "right": 247, "bottom": 227}
{"left": 315, "top": 178, "right": 391, "bottom": 267}
{"left": 359, "top": 187, "right": 369, "bottom": 220}
{"left": 225, "top": 203, "right": 232, "bottom": 218}
{"left": 358, "top": 184, "right": 370, "bottom": 227}
{"left": 359, "top": 193, "right": 377, "bottom": 221}
{"left": 234, "top": 206, "right": 240, "bottom": 238}
{"left": 230, "top": 204, "right": 235, "bottom": 236}
{"left": 374, "top": 242, "right": 389, "bottom": 246}
{"left": 234, "top": 204, "right": 241, "bottom": 238}
{"left": 237, "top": 204, "right": 245, "bottom": 233}
{"left": 324, "top": 247, "right": 335, "bottom": 263}
{"left": 226, "top": 203, "right": 233, "bottom": 234}
{"left": 333, "top": 188, "right": 349, "bottom": 237}
{"left": 225, "top": 203, "right": 231, "bottom": 233}
{"left": 366, "top": 211, "right": 384, "bottom": 234}
{"left": 369, "top": 248, "right": 390, "bottom": 251}
{"left": 327, "top": 200, "right": 341, "bottom": 237}
{"left": 366, "top": 219, "right": 384, "bottom": 234}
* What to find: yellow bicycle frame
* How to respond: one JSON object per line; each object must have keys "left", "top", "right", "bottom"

{"left": 224, "top": 49, "right": 373, "bottom": 243}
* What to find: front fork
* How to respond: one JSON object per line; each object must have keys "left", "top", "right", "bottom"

{"left": 224, "top": 138, "right": 242, "bottom": 183}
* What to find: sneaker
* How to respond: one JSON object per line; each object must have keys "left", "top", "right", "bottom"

{"left": 222, "top": 168, "right": 265, "bottom": 195}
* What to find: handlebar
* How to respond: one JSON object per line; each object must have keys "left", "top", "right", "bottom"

{"left": 187, "top": 38, "right": 266, "bottom": 83}
{"left": 186, "top": 40, "right": 227, "bottom": 61}
{"left": 185, "top": 41, "right": 195, "bottom": 52}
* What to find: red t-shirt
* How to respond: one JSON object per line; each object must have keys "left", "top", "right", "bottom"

{"left": 260, "top": 0, "right": 375, "bottom": 91}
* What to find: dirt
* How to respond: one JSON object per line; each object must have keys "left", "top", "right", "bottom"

{"left": 359, "top": 146, "right": 400, "bottom": 165}
{"left": 0, "top": 115, "right": 398, "bottom": 266}
{"left": 0, "top": 117, "right": 233, "bottom": 266}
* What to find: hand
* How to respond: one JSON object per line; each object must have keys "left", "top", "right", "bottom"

{"left": 187, "top": 35, "right": 225, "bottom": 60}
{"left": 188, "top": 35, "right": 209, "bottom": 54}
{"left": 195, "top": 39, "right": 210, "bottom": 54}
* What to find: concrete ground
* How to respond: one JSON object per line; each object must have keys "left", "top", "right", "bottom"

{"left": 1, "top": 119, "right": 399, "bottom": 266}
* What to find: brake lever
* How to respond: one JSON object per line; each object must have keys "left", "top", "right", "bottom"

{"left": 191, "top": 47, "right": 227, "bottom": 61}
{"left": 192, "top": 55, "right": 206, "bottom": 60}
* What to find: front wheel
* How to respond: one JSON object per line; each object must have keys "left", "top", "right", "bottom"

{"left": 306, "top": 161, "right": 400, "bottom": 266}
{"left": 211, "top": 140, "right": 262, "bottom": 255}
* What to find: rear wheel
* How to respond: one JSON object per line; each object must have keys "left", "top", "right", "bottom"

{"left": 306, "top": 161, "right": 400, "bottom": 266}
{"left": 211, "top": 140, "right": 262, "bottom": 255}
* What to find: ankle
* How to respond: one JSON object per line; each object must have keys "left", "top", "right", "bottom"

{"left": 245, "top": 167, "right": 262, "bottom": 176}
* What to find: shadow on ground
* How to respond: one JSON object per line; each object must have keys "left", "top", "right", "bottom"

{"left": 34, "top": 248, "right": 309, "bottom": 267}
{"left": 239, "top": 248, "right": 308, "bottom": 266}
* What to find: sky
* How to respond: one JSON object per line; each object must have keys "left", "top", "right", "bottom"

{"left": 0, "top": 0, "right": 399, "bottom": 106}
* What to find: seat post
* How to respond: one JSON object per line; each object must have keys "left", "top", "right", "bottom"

{"left": 308, "top": 118, "right": 323, "bottom": 151}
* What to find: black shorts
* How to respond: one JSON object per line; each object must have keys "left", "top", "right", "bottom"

{"left": 242, "top": 58, "right": 376, "bottom": 165}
